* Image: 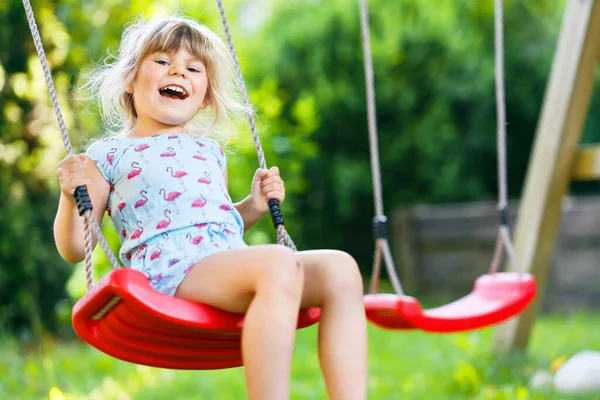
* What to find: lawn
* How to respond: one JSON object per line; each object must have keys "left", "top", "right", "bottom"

{"left": 1, "top": 312, "right": 598, "bottom": 399}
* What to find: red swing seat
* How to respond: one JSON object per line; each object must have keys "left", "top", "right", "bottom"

{"left": 364, "top": 272, "right": 536, "bottom": 333}
{"left": 72, "top": 268, "right": 321, "bottom": 370}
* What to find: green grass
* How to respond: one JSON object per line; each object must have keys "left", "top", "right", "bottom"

{"left": 1, "top": 312, "right": 599, "bottom": 400}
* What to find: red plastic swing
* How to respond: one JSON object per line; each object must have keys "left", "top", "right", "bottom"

{"left": 73, "top": 268, "right": 320, "bottom": 370}
{"left": 364, "top": 272, "right": 536, "bottom": 333}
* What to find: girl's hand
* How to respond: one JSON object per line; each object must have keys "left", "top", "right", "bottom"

{"left": 57, "top": 154, "right": 90, "bottom": 200}
{"left": 250, "top": 166, "right": 285, "bottom": 214}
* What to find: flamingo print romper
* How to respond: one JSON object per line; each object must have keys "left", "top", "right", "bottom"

{"left": 86, "top": 133, "right": 248, "bottom": 296}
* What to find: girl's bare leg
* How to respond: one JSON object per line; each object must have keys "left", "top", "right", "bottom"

{"left": 175, "top": 245, "right": 304, "bottom": 400}
{"left": 297, "top": 250, "right": 368, "bottom": 400}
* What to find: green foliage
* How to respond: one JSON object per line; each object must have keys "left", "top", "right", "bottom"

{"left": 2, "top": 0, "right": 599, "bottom": 335}
{"left": 242, "top": 0, "right": 576, "bottom": 270}
{"left": 1, "top": 312, "right": 599, "bottom": 399}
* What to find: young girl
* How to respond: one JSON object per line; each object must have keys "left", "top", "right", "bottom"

{"left": 53, "top": 15, "right": 367, "bottom": 400}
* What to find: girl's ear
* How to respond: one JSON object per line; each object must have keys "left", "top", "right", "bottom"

{"left": 123, "top": 71, "right": 134, "bottom": 94}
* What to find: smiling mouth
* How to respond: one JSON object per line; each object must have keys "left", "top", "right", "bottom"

{"left": 159, "top": 85, "right": 189, "bottom": 100}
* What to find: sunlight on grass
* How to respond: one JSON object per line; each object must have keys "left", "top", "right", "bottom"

{"left": 1, "top": 312, "right": 599, "bottom": 399}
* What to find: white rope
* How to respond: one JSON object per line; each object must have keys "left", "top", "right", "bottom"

{"left": 358, "top": 0, "right": 403, "bottom": 295}
{"left": 215, "top": 0, "right": 296, "bottom": 251}
{"left": 21, "top": 0, "right": 121, "bottom": 289}
{"left": 490, "top": 0, "right": 524, "bottom": 275}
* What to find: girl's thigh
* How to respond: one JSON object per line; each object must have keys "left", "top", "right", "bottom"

{"left": 174, "top": 244, "right": 301, "bottom": 313}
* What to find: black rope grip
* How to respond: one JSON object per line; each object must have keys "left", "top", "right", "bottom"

{"left": 373, "top": 215, "right": 388, "bottom": 239}
{"left": 497, "top": 205, "right": 509, "bottom": 226}
{"left": 268, "top": 198, "right": 284, "bottom": 228}
{"left": 74, "top": 185, "right": 93, "bottom": 216}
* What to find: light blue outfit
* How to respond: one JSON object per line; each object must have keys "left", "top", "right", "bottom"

{"left": 86, "top": 133, "right": 248, "bottom": 295}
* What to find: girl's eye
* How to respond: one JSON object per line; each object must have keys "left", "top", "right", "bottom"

{"left": 187, "top": 67, "right": 201, "bottom": 73}
{"left": 155, "top": 60, "right": 169, "bottom": 66}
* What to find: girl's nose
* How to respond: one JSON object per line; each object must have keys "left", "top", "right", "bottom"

{"left": 168, "top": 63, "right": 187, "bottom": 78}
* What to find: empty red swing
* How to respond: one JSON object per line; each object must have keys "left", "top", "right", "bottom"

{"left": 23, "top": 0, "right": 320, "bottom": 370}
{"left": 357, "top": 0, "right": 536, "bottom": 333}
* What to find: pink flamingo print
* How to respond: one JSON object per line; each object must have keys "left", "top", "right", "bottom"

{"left": 184, "top": 265, "right": 194, "bottom": 274}
{"left": 150, "top": 243, "right": 163, "bottom": 261}
{"left": 191, "top": 194, "right": 207, "bottom": 218}
{"left": 135, "top": 144, "right": 150, "bottom": 163}
{"left": 151, "top": 273, "right": 164, "bottom": 285}
{"left": 156, "top": 209, "right": 172, "bottom": 230}
{"left": 118, "top": 202, "right": 127, "bottom": 222}
{"left": 193, "top": 222, "right": 208, "bottom": 229}
{"left": 168, "top": 134, "right": 184, "bottom": 149}
{"left": 105, "top": 147, "right": 117, "bottom": 167}
{"left": 134, "top": 190, "right": 151, "bottom": 217}
{"left": 167, "top": 258, "right": 180, "bottom": 268}
{"left": 197, "top": 171, "right": 212, "bottom": 192}
{"left": 160, "top": 147, "right": 183, "bottom": 167}
{"left": 106, "top": 206, "right": 112, "bottom": 217}
{"left": 127, "top": 161, "right": 149, "bottom": 188}
{"left": 120, "top": 219, "right": 127, "bottom": 238}
{"left": 135, "top": 243, "right": 148, "bottom": 260}
{"left": 193, "top": 151, "right": 206, "bottom": 161}
{"left": 194, "top": 139, "right": 206, "bottom": 148}
{"left": 186, "top": 232, "right": 204, "bottom": 245}
{"left": 166, "top": 166, "right": 188, "bottom": 191}
{"left": 130, "top": 220, "right": 144, "bottom": 240}
{"left": 159, "top": 189, "right": 181, "bottom": 214}
{"left": 219, "top": 204, "right": 232, "bottom": 211}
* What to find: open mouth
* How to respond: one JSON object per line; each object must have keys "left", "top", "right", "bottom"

{"left": 159, "top": 85, "right": 189, "bottom": 100}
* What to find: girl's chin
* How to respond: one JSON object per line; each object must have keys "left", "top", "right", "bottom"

{"left": 153, "top": 112, "right": 196, "bottom": 126}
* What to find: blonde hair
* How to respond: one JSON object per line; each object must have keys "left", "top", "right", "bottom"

{"left": 83, "top": 14, "right": 250, "bottom": 140}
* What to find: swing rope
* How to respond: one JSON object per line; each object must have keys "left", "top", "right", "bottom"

{"left": 488, "top": 0, "right": 523, "bottom": 276}
{"left": 359, "top": 0, "right": 524, "bottom": 297}
{"left": 21, "top": 0, "right": 121, "bottom": 290}
{"left": 357, "top": 0, "right": 403, "bottom": 295}
{"left": 22, "top": 0, "right": 297, "bottom": 291}
{"left": 214, "top": 0, "right": 296, "bottom": 250}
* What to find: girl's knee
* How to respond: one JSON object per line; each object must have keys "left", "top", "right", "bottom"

{"left": 326, "top": 251, "right": 363, "bottom": 297}
{"left": 257, "top": 246, "right": 304, "bottom": 299}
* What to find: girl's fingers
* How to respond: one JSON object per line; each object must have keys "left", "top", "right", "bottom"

{"left": 261, "top": 183, "right": 285, "bottom": 194}
{"left": 260, "top": 176, "right": 284, "bottom": 187}
{"left": 265, "top": 191, "right": 284, "bottom": 202}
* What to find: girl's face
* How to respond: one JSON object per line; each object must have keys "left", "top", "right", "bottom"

{"left": 128, "top": 47, "right": 209, "bottom": 134}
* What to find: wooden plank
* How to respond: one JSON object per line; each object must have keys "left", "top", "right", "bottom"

{"left": 493, "top": 0, "right": 600, "bottom": 353}
{"left": 571, "top": 144, "right": 600, "bottom": 180}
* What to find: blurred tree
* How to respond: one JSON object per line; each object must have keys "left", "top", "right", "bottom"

{"left": 242, "top": 0, "right": 586, "bottom": 275}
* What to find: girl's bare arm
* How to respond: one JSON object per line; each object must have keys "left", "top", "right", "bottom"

{"left": 53, "top": 155, "right": 110, "bottom": 264}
